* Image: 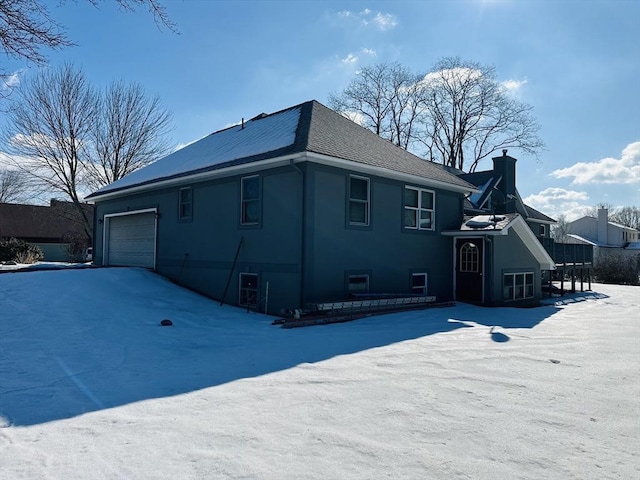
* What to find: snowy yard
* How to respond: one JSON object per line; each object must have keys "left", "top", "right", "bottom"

{"left": 0, "top": 268, "right": 638, "bottom": 480}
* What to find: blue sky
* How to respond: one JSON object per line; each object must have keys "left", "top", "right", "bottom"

{"left": 2, "top": 0, "right": 639, "bottom": 219}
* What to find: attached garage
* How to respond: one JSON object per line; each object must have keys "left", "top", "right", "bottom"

{"left": 104, "top": 209, "right": 157, "bottom": 268}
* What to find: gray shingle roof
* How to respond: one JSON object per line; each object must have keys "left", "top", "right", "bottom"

{"left": 87, "top": 100, "right": 474, "bottom": 199}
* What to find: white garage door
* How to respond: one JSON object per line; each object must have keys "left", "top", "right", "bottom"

{"left": 106, "top": 212, "right": 156, "bottom": 268}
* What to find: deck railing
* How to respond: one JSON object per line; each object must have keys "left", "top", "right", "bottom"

{"left": 540, "top": 237, "right": 593, "bottom": 267}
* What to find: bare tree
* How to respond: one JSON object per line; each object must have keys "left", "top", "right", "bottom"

{"left": 0, "top": 0, "right": 176, "bottom": 99}
{"left": 0, "top": 168, "right": 28, "bottom": 203}
{"left": 330, "top": 58, "right": 545, "bottom": 172}
{"left": 329, "top": 62, "right": 424, "bottom": 149}
{"left": 2, "top": 64, "right": 95, "bottom": 238}
{"left": 2, "top": 64, "right": 172, "bottom": 239}
{"left": 551, "top": 214, "right": 570, "bottom": 243}
{"left": 418, "top": 57, "right": 544, "bottom": 172}
{"left": 611, "top": 206, "right": 640, "bottom": 230}
{"left": 84, "top": 80, "right": 172, "bottom": 190}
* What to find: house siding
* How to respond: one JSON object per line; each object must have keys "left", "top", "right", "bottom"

{"left": 302, "top": 163, "right": 463, "bottom": 304}
{"left": 486, "top": 229, "right": 542, "bottom": 306}
{"left": 94, "top": 165, "right": 303, "bottom": 314}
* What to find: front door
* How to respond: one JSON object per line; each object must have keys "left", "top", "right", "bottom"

{"left": 456, "top": 238, "right": 483, "bottom": 303}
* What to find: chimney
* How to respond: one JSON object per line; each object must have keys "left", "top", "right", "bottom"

{"left": 597, "top": 208, "right": 608, "bottom": 245}
{"left": 492, "top": 149, "right": 517, "bottom": 214}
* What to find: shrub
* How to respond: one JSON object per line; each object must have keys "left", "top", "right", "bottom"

{"left": 593, "top": 251, "right": 640, "bottom": 285}
{"left": 0, "top": 238, "right": 44, "bottom": 264}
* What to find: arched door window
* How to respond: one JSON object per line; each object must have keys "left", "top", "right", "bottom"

{"left": 460, "top": 242, "right": 479, "bottom": 272}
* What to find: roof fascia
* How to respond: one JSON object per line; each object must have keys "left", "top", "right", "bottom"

{"left": 304, "top": 152, "right": 478, "bottom": 194}
{"left": 87, "top": 153, "right": 306, "bottom": 203}
{"left": 510, "top": 216, "right": 556, "bottom": 270}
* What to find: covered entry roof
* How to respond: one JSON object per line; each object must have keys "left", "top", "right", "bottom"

{"left": 443, "top": 214, "right": 556, "bottom": 270}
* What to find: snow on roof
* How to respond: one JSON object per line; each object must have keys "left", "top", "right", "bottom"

{"left": 461, "top": 214, "right": 514, "bottom": 231}
{"left": 90, "top": 106, "right": 301, "bottom": 197}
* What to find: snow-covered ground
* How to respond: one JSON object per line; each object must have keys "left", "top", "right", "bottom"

{"left": 0, "top": 268, "right": 638, "bottom": 480}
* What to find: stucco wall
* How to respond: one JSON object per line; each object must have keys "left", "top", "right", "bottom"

{"left": 94, "top": 165, "right": 303, "bottom": 314}
{"left": 302, "top": 163, "right": 463, "bottom": 304}
{"left": 486, "top": 229, "right": 542, "bottom": 306}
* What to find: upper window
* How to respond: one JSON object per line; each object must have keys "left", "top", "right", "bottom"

{"left": 539, "top": 224, "right": 546, "bottom": 236}
{"left": 241, "top": 175, "right": 260, "bottom": 225}
{"left": 404, "top": 186, "right": 435, "bottom": 231}
{"left": 349, "top": 176, "right": 370, "bottom": 226}
{"left": 460, "top": 242, "right": 479, "bottom": 272}
{"left": 179, "top": 187, "right": 192, "bottom": 220}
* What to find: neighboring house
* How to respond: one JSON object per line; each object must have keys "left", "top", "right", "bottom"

{"left": 87, "top": 100, "right": 557, "bottom": 313}
{"left": 0, "top": 200, "right": 93, "bottom": 261}
{"left": 567, "top": 209, "right": 640, "bottom": 262}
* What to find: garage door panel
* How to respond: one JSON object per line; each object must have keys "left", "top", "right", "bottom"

{"left": 107, "top": 212, "right": 156, "bottom": 268}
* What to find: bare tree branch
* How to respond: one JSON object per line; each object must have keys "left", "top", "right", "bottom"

{"left": 331, "top": 58, "right": 545, "bottom": 172}
{"left": 1, "top": 64, "right": 173, "bottom": 239}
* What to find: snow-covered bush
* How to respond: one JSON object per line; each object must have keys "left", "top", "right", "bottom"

{"left": 0, "top": 238, "right": 44, "bottom": 264}
{"left": 593, "top": 251, "right": 640, "bottom": 285}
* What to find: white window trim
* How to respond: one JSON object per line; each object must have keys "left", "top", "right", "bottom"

{"left": 411, "top": 272, "right": 428, "bottom": 295}
{"left": 540, "top": 224, "right": 546, "bottom": 236}
{"left": 503, "top": 272, "right": 535, "bottom": 301}
{"left": 348, "top": 175, "right": 370, "bottom": 226}
{"left": 404, "top": 186, "right": 435, "bottom": 231}
{"left": 240, "top": 175, "right": 260, "bottom": 225}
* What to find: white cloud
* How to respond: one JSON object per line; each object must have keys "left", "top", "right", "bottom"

{"left": 362, "top": 48, "right": 376, "bottom": 57}
{"left": 419, "top": 67, "right": 484, "bottom": 88}
{"left": 341, "top": 54, "right": 358, "bottom": 65}
{"left": 1, "top": 69, "right": 24, "bottom": 90}
{"left": 332, "top": 9, "right": 397, "bottom": 31}
{"left": 551, "top": 141, "right": 640, "bottom": 185}
{"left": 373, "top": 12, "right": 398, "bottom": 30}
{"left": 341, "top": 110, "right": 365, "bottom": 126}
{"left": 523, "top": 187, "right": 591, "bottom": 221}
{"left": 501, "top": 79, "right": 527, "bottom": 92}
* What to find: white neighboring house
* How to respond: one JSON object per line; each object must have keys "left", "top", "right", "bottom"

{"left": 566, "top": 208, "right": 640, "bottom": 263}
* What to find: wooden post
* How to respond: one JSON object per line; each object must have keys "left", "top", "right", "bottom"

{"left": 220, "top": 237, "right": 244, "bottom": 306}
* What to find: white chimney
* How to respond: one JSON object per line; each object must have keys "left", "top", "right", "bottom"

{"left": 597, "top": 208, "right": 608, "bottom": 245}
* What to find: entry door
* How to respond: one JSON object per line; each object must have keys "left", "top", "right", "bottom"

{"left": 456, "top": 238, "right": 483, "bottom": 303}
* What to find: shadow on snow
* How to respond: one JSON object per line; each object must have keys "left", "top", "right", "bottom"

{"left": 0, "top": 268, "right": 606, "bottom": 426}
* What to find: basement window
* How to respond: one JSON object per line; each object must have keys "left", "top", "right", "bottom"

{"left": 503, "top": 272, "right": 534, "bottom": 301}
{"left": 348, "top": 274, "right": 369, "bottom": 295}
{"left": 239, "top": 273, "right": 258, "bottom": 307}
{"left": 411, "top": 273, "right": 428, "bottom": 295}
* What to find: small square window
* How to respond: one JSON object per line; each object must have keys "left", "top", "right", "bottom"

{"left": 348, "top": 275, "right": 369, "bottom": 295}
{"left": 411, "top": 273, "right": 427, "bottom": 295}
